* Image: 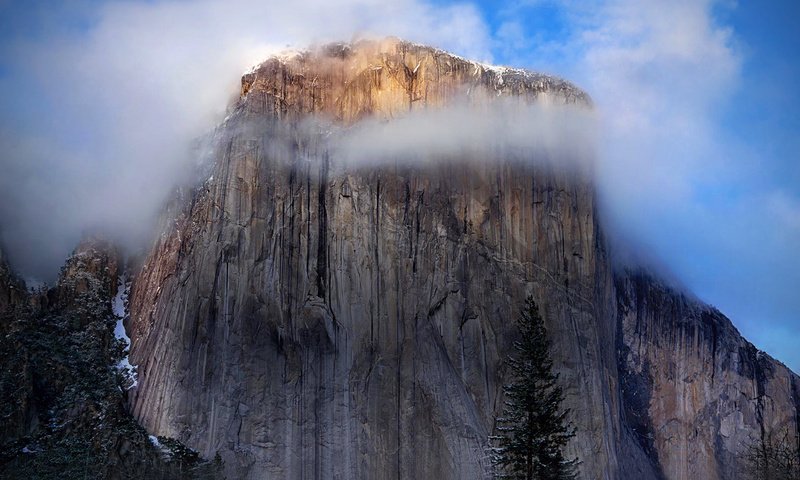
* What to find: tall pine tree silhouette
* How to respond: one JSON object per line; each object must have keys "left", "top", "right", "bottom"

{"left": 491, "top": 296, "right": 578, "bottom": 479}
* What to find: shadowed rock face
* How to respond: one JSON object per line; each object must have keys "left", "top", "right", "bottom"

{"left": 616, "top": 271, "right": 800, "bottom": 480}
{"left": 0, "top": 239, "right": 121, "bottom": 446}
{"left": 0, "top": 238, "right": 225, "bottom": 479}
{"left": 125, "top": 39, "right": 796, "bottom": 480}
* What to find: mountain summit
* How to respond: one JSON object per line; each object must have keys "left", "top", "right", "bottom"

{"left": 81, "top": 39, "right": 800, "bottom": 479}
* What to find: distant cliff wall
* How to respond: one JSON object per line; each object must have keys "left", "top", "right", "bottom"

{"left": 616, "top": 270, "right": 800, "bottom": 480}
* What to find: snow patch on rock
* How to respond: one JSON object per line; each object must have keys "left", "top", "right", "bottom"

{"left": 113, "top": 273, "right": 138, "bottom": 389}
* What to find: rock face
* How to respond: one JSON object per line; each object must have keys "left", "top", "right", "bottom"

{"left": 126, "top": 39, "right": 798, "bottom": 479}
{"left": 616, "top": 270, "right": 800, "bottom": 480}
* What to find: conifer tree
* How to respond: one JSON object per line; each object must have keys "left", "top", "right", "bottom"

{"left": 490, "top": 296, "right": 579, "bottom": 480}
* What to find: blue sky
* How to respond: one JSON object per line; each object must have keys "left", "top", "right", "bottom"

{"left": 0, "top": 0, "right": 798, "bottom": 370}
{"left": 463, "top": 1, "right": 800, "bottom": 370}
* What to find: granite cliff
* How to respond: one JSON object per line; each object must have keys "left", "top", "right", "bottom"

{"left": 119, "top": 39, "right": 798, "bottom": 479}
{"left": 616, "top": 270, "right": 800, "bottom": 479}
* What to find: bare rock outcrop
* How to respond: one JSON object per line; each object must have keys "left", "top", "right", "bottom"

{"left": 55, "top": 237, "right": 121, "bottom": 310}
{"left": 125, "top": 39, "right": 798, "bottom": 480}
{"left": 616, "top": 270, "right": 800, "bottom": 480}
{"left": 0, "top": 237, "right": 225, "bottom": 478}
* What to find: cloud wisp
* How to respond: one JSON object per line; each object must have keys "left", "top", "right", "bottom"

{"left": 1, "top": 0, "right": 797, "bottom": 370}
{"left": 330, "top": 98, "right": 595, "bottom": 170}
{"left": 0, "top": 0, "right": 492, "bottom": 281}
{"left": 495, "top": 0, "right": 800, "bottom": 369}
{"left": 579, "top": 1, "right": 800, "bottom": 370}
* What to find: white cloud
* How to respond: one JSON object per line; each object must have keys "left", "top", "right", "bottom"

{"left": 332, "top": 99, "right": 595, "bottom": 169}
{"left": 578, "top": 0, "right": 741, "bottom": 196}
{"left": 539, "top": 0, "right": 800, "bottom": 369}
{"left": 0, "top": 0, "right": 492, "bottom": 280}
{"left": 515, "top": 0, "right": 743, "bottom": 251}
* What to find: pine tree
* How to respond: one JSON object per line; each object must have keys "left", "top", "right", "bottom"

{"left": 490, "top": 296, "right": 579, "bottom": 480}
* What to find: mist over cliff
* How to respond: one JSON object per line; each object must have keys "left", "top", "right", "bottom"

{"left": 111, "top": 39, "right": 797, "bottom": 480}
{"left": 2, "top": 0, "right": 798, "bottom": 376}
{"left": 0, "top": 0, "right": 492, "bottom": 282}
{"left": 331, "top": 98, "right": 595, "bottom": 168}
{"left": 0, "top": 30, "right": 797, "bottom": 479}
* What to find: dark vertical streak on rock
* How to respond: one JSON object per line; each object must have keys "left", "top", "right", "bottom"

{"left": 710, "top": 319, "right": 718, "bottom": 385}
{"left": 216, "top": 139, "right": 235, "bottom": 242}
{"left": 462, "top": 204, "right": 468, "bottom": 234}
{"left": 481, "top": 326, "right": 490, "bottom": 409}
{"left": 287, "top": 150, "right": 297, "bottom": 329}
{"left": 413, "top": 191, "right": 423, "bottom": 274}
{"left": 317, "top": 152, "right": 329, "bottom": 299}
{"left": 209, "top": 253, "right": 224, "bottom": 335}
{"left": 495, "top": 170, "right": 504, "bottom": 255}
{"left": 615, "top": 274, "right": 664, "bottom": 476}
{"left": 306, "top": 151, "right": 312, "bottom": 277}
{"left": 753, "top": 347, "right": 768, "bottom": 443}
{"left": 404, "top": 179, "right": 412, "bottom": 258}
{"left": 374, "top": 176, "right": 381, "bottom": 345}
{"left": 280, "top": 66, "right": 288, "bottom": 119}
{"left": 314, "top": 363, "right": 321, "bottom": 480}
{"left": 395, "top": 263, "right": 402, "bottom": 480}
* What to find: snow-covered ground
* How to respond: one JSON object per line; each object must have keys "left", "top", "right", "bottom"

{"left": 148, "top": 435, "right": 162, "bottom": 449}
{"left": 113, "top": 273, "right": 138, "bottom": 389}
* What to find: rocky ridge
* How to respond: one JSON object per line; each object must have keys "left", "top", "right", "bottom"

{"left": 0, "top": 240, "right": 223, "bottom": 479}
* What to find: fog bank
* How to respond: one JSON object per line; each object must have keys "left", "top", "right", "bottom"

{"left": 0, "top": 0, "right": 493, "bottom": 281}
{"left": 331, "top": 99, "right": 595, "bottom": 169}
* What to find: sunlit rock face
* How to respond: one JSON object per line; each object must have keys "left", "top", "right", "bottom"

{"left": 125, "top": 38, "right": 797, "bottom": 480}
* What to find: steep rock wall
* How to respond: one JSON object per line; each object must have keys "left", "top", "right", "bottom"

{"left": 128, "top": 39, "right": 655, "bottom": 479}
{"left": 616, "top": 271, "right": 800, "bottom": 480}
{"left": 126, "top": 39, "right": 800, "bottom": 480}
